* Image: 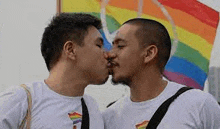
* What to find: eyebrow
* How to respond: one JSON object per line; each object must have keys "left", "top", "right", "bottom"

{"left": 112, "top": 38, "right": 126, "bottom": 45}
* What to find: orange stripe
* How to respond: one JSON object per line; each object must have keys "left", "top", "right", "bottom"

{"left": 107, "top": 0, "right": 216, "bottom": 45}
{"left": 158, "top": 0, "right": 219, "bottom": 28}
{"left": 163, "top": 5, "right": 216, "bottom": 45}
{"left": 108, "top": 0, "right": 139, "bottom": 12}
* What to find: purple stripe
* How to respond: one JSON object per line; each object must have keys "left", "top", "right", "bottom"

{"left": 164, "top": 70, "right": 203, "bottom": 90}
{"left": 73, "top": 119, "right": 82, "bottom": 125}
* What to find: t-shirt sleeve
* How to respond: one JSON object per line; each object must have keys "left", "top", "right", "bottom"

{"left": 0, "top": 86, "right": 28, "bottom": 129}
{"left": 200, "top": 93, "right": 220, "bottom": 129}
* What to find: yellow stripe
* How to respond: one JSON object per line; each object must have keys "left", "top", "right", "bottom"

{"left": 61, "top": 1, "right": 212, "bottom": 60}
{"left": 62, "top": 0, "right": 101, "bottom": 12}
{"left": 176, "top": 29, "right": 212, "bottom": 60}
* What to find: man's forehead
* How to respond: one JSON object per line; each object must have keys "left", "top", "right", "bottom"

{"left": 83, "top": 27, "right": 103, "bottom": 44}
{"left": 87, "top": 28, "right": 102, "bottom": 38}
{"left": 87, "top": 27, "right": 102, "bottom": 38}
{"left": 115, "top": 30, "right": 125, "bottom": 39}
{"left": 90, "top": 31, "right": 102, "bottom": 38}
{"left": 114, "top": 24, "right": 137, "bottom": 39}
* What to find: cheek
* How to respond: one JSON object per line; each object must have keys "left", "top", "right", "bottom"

{"left": 118, "top": 50, "right": 141, "bottom": 71}
{"left": 90, "top": 49, "right": 105, "bottom": 65}
{"left": 119, "top": 49, "right": 137, "bottom": 64}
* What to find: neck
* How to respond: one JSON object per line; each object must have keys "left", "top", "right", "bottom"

{"left": 129, "top": 68, "right": 168, "bottom": 102}
{"left": 45, "top": 63, "right": 88, "bottom": 97}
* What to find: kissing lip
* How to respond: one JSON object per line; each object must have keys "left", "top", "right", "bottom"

{"left": 107, "top": 61, "right": 119, "bottom": 68}
{"left": 107, "top": 61, "right": 118, "bottom": 75}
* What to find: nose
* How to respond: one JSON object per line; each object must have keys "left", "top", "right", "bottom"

{"left": 104, "top": 51, "right": 116, "bottom": 60}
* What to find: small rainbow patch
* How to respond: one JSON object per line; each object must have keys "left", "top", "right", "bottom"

{"left": 68, "top": 112, "right": 82, "bottom": 125}
{"left": 68, "top": 112, "right": 82, "bottom": 120}
{"left": 135, "top": 120, "right": 149, "bottom": 129}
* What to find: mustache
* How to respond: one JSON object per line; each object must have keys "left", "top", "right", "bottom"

{"left": 107, "top": 59, "right": 119, "bottom": 68}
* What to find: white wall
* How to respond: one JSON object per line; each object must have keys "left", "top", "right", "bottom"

{"left": 0, "top": 0, "right": 219, "bottom": 110}
{"left": 0, "top": 0, "right": 55, "bottom": 87}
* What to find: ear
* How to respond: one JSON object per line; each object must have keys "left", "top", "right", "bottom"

{"left": 143, "top": 44, "right": 158, "bottom": 64}
{"left": 63, "top": 41, "right": 77, "bottom": 60}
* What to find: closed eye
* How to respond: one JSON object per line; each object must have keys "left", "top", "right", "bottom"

{"left": 97, "top": 44, "right": 102, "bottom": 48}
{"left": 96, "top": 44, "right": 102, "bottom": 48}
{"left": 118, "top": 45, "right": 125, "bottom": 49}
{"left": 96, "top": 37, "right": 104, "bottom": 48}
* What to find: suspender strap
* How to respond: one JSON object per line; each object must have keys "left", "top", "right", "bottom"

{"left": 81, "top": 98, "right": 90, "bottom": 129}
{"left": 106, "top": 101, "right": 117, "bottom": 108}
{"left": 19, "top": 84, "right": 32, "bottom": 129}
{"left": 146, "top": 87, "right": 193, "bottom": 129}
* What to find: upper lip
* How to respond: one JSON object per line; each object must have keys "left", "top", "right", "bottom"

{"left": 107, "top": 60, "right": 118, "bottom": 68}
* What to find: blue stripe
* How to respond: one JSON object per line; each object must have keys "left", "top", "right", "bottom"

{"left": 99, "top": 30, "right": 112, "bottom": 51}
{"left": 165, "top": 56, "right": 207, "bottom": 87}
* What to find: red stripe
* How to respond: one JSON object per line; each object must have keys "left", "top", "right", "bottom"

{"left": 163, "top": 70, "right": 203, "bottom": 90}
{"left": 158, "top": 0, "right": 219, "bottom": 28}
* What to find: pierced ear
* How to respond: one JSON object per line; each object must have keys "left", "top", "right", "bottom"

{"left": 143, "top": 45, "right": 158, "bottom": 64}
{"left": 63, "top": 41, "right": 77, "bottom": 60}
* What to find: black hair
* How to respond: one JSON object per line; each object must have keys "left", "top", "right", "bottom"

{"left": 123, "top": 18, "right": 171, "bottom": 73}
{"left": 41, "top": 13, "right": 102, "bottom": 71}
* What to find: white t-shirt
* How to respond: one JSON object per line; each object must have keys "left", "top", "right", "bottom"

{"left": 0, "top": 80, "right": 104, "bottom": 129}
{"left": 102, "top": 81, "right": 220, "bottom": 129}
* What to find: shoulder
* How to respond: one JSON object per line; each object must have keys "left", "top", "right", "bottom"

{"left": 102, "top": 96, "right": 128, "bottom": 116}
{"left": 179, "top": 88, "right": 212, "bottom": 103}
{"left": 83, "top": 94, "right": 101, "bottom": 111}
{"left": 165, "top": 81, "right": 217, "bottom": 110}
{"left": 167, "top": 81, "right": 208, "bottom": 100}
{"left": 0, "top": 84, "right": 28, "bottom": 125}
{"left": 83, "top": 94, "right": 105, "bottom": 128}
{"left": 198, "top": 91, "right": 220, "bottom": 111}
{"left": 171, "top": 84, "right": 218, "bottom": 112}
{"left": 83, "top": 94, "right": 98, "bottom": 104}
{"left": 0, "top": 85, "right": 27, "bottom": 103}
{"left": 182, "top": 89, "right": 220, "bottom": 127}
{"left": 23, "top": 80, "right": 46, "bottom": 97}
{"left": 0, "top": 80, "right": 45, "bottom": 106}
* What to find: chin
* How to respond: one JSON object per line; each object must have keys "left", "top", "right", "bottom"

{"left": 93, "top": 75, "right": 109, "bottom": 85}
{"left": 111, "top": 74, "right": 131, "bottom": 86}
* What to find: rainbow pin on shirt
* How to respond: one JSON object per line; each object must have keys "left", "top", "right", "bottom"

{"left": 68, "top": 112, "right": 82, "bottom": 124}
{"left": 135, "top": 120, "right": 149, "bottom": 129}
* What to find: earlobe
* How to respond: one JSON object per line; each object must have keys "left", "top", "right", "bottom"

{"left": 63, "top": 41, "right": 77, "bottom": 60}
{"left": 144, "top": 45, "right": 158, "bottom": 64}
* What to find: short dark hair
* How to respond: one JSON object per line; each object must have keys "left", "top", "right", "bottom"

{"left": 123, "top": 18, "right": 171, "bottom": 73}
{"left": 41, "top": 13, "right": 102, "bottom": 71}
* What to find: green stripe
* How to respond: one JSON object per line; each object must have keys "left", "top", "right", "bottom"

{"left": 85, "top": 12, "right": 121, "bottom": 33}
{"left": 173, "top": 39, "right": 209, "bottom": 74}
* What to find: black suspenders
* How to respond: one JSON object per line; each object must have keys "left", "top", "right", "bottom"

{"left": 146, "top": 87, "right": 193, "bottom": 129}
{"left": 81, "top": 98, "right": 90, "bottom": 129}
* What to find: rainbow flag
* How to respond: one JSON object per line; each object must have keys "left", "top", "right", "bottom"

{"left": 58, "top": 0, "right": 219, "bottom": 89}
{"left": 68, "top": 112, "right": 82, "bottom": 124}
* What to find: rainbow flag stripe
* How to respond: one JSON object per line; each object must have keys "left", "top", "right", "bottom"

{"left": 135, "top": 120, "right": 149, "bottom": 129}
{"left": 72, "top": 119, "right": 82, "bottom": 125}
{"left": 68, "top": 112, "right": 82, "bottom": 120}
{"left": 59, "top": 0, "right": 219, "bottom": 89}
